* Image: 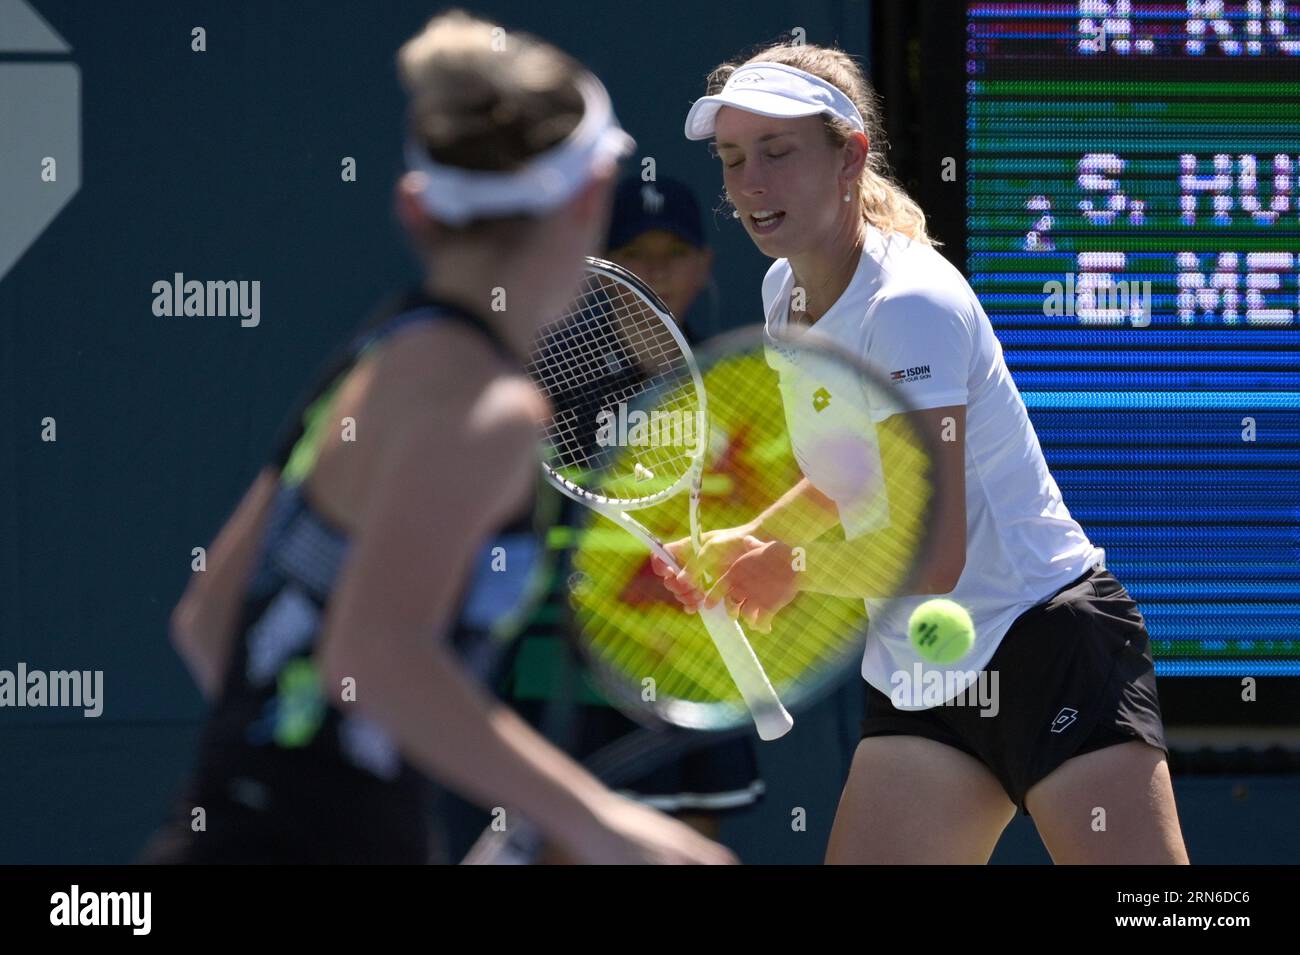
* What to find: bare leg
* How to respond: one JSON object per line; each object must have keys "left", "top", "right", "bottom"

{"left": 826, "top": 736, "right": 1017, "bottom": 864}
{"left": 1025, "top": 740, "right": 1189, "bottom": 864}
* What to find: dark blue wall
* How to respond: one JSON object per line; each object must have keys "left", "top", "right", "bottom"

{"left": 3, "top": 1, "right": 1294, "bottom": 865}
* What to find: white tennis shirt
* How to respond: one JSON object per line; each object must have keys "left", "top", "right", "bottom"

{"left": 762, "top": 224, "right": 1104, "bottom": 708}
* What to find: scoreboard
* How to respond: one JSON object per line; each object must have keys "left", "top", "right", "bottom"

{"left": 964, "top": 2, "right": 1300, "bottom": 674}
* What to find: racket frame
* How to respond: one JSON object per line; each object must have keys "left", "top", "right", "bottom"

{"left": 532, "top": 257, "right": 792, "bottom": 740}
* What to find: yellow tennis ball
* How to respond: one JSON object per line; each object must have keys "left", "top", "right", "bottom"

{"left": 908, "top": 599, "right": 974, "bottom": 664}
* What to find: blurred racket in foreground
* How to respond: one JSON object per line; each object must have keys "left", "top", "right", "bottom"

{"left": 463, "top": 261, "right": 941, "bottom": 863}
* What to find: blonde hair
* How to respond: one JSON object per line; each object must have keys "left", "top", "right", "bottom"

{"left": 706, "top": 42, "right": 937, "bottom": 247}
{"left": 397, "top": 9, "right": 586, "bottom": 237}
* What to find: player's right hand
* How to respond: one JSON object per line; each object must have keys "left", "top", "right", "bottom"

{"left": 649, "top": 526, "right": 763, "bottom": 612}
{"left": 575, "top": 793, "right": 738, "bottom": 864}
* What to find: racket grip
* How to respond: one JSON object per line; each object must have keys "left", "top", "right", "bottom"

{"left": 697, "top": 603, "right": 794, "bottom": 741}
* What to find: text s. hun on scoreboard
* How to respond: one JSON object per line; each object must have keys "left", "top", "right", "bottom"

{"left": 966, "top": 2, "right": 1300, "bottom": 676}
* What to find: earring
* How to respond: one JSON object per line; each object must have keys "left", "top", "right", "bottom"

{"left": 732, "top": 209, "right": 741, "bottom": 219}
{"left": 843, "top": 192, "right": 852, "bottom": 203}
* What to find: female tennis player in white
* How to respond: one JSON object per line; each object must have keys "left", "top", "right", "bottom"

{"left": 656, "top": 42, "right": 1189, "bottom": 864}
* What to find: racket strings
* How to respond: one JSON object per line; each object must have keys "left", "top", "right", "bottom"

{"left": 528, "top": 272, "right": 698, "bottom": 498}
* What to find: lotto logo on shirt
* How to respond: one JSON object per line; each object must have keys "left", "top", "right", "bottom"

{"left": 890, "top": 364, "right": 932, "bottom": 383}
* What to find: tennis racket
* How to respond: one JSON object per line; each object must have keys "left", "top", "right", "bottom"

{"left": 525, "top": 258, "right": 792, "bottom": 740}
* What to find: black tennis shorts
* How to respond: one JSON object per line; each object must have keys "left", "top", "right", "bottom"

{"left": 859, "top": 565, "right": 1168, "bottom": 816}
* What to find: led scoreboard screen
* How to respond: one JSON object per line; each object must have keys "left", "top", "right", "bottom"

{"left": 965, "top": 3, "right": 1300, "bottom": 675}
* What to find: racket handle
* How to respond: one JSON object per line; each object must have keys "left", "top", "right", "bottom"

{"left": 697, "top": 603, "right": 794, "bottom": 740}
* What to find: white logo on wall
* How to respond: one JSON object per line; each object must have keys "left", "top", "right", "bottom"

{"left": 0, "top": 0, "right": 81, "bottom": 283}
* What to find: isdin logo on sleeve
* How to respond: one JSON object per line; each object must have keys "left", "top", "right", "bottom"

{"left": 890, "top": 364, "right": 933, "bottom": 384}
{"left": 0, "top": 0, "right": 80, "bottom": 284}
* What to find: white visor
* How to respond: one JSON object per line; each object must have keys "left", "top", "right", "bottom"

{"left": 406, "top": 71, "right": 635, "bottom": 226}
{"left": 683, "top": 62, "right": 865, "bottom": 141}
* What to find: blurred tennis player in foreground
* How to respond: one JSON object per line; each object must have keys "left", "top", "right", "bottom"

{"left": 142, "top": 10, "right": 732, "bottom": 865}
{"left": 655, "top": 40, "right": 1188, "bottom": 864}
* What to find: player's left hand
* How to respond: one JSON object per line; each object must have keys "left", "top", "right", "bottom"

{"left": 703, "top": 538, "right": 799, "bottom": 632}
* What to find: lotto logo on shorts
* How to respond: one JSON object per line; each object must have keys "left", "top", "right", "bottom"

{"left": 1050, "top": 707, "right": 1079, "bottom": 733}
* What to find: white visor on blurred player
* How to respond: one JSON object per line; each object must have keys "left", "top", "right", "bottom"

{"left": 684, "top": 62, "right": 865, "bottom": 141}
{"left": 405, "top": 71, "right": 635, "bottom": 226}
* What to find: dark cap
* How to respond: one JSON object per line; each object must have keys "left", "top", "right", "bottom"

{"left": 605, "top": 175, "right": 706, "bottom": 252}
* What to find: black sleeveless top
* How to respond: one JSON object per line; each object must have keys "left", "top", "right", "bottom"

{"left": 156, "top": 291, "right": 546, "bottom": 863}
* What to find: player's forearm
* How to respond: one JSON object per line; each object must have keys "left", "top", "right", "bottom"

{"left": 749, "top": 477, "right": 841, "bottom": 543}
{"left": 171, "top": 468, "right": 280, "bottom": 699}
{"left": 796, "top": 531, "right": 959, "bottom": 599}
{"left": 319, "top": 637, "right": 608, "bottom": 847}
